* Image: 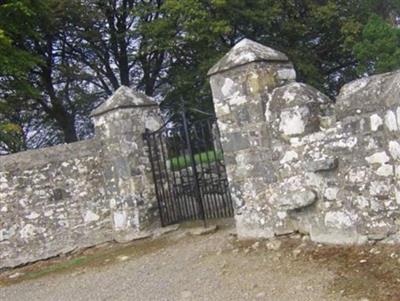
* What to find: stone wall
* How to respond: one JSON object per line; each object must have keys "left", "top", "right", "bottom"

{"left": 209, "top": 39, "right": 400, "bottom": 244}
{"left": 3, "top": 39, "right": 398, "bottom": 271}
{"left": 0, "top": 140, "right": 111, "bottom": 268}
{"left": 0, "top": 86, "right": 161, "bottom": 268}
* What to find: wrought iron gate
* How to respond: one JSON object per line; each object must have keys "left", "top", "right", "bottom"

{"left": 143, "top": 111, "right": 234, "bottom": 226}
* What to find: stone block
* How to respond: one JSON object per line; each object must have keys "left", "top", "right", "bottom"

{"left": 276, "top": 190, "right": 317, "bottom": 211}
{"left": 336, "top": 70, "right": 400, "bottom": 120}
{"left": 222, "top": 132, "right": 251, "bottom": 152}
{"left": 235, "top": 214, "right": 274, "bottom": 239}
{"left": 306, "top": 158, "right": 338, "bottom": 172}
{"left": 310, "top": 226, "right": 368, "bottom": 245}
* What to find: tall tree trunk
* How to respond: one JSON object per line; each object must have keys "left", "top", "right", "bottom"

{"left": 117, "top": 0, "right": 130, "bottom": 86}
{"left": 55, "top": 109, "right": 78, "bottom": 143}
{"left": 118, "top": 41, "right": 130, "bottom": 86}
{"left": 41, "top": 35, "right": 78, "bottom": 143}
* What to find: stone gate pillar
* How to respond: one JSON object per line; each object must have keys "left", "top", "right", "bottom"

{"left": 208, "top": 39, "right": 296, "bottom": 238}
{"left": 91, "top": 86, "right": 161, "bottom": 241}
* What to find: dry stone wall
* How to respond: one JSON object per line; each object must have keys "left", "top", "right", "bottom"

{"left": 0, "top": 140, "right": 111, "bottom": 268}
{"left": 0, "top": 86, "right": 161, "bottom": 268}
{"left": 209, "top": 39, "right": 400, "bottom": 245}
{"left": 2, "top": 38, "right": 399, "bottom": 271}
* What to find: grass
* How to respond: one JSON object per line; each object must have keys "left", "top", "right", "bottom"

{"left": 23, "top": 257, "right": 89, "bottom": 280}
{"left": 168, "top": 150, "right": 222, "bottom": 170}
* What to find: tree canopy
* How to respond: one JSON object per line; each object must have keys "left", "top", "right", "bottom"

{"left": 1, "top": 0, "right": 400, "bottom": 154}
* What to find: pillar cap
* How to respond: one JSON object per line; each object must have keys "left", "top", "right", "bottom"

{"left": 90, "top": 86, "right": 157, "bottom": 117}
{"left": 207, "top": 38, "right": 289, "bottom": 76}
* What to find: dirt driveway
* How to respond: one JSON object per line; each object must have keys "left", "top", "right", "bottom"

{"left": 1, "top": 219, "right": 400, "bottom": 301}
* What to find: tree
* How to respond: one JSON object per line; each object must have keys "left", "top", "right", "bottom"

{"left": 0, "top": 0, "right": 173, "bottom": 151}
{"left": 0, "top": 0, "right": 97, "bottom": 147}
{"left": 354, "top": 15, "right": 400, "bottom": 74}
{"left": 1, "top": 0, "right": 400, "bottom": 154}
{"left": 0, "top": 1, "right": 154, "bottom": 148}
{"left": 144, "top": 0, "right": 400, "bottom": 104}
{"left": 140, "top": 0, "right": 231, "bottom": 116}
{"left": 70, "top": 0, "right": 168, "bottom": 97}
{"left": 0, "top": 0, "right": 40, "bottom": 152}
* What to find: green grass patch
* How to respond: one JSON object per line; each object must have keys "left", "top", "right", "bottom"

{"left": 23, "top": 256, "right": 89, "bottom": 280}
{"left": 168, "top": 150, "right": 222, "bottom": 170}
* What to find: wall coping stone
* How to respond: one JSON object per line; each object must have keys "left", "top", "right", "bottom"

{"left": 90, "top": 86, "right": 157, "bottom": 117}
{"left": 0, "top": 139, "right": 100, "bottom": 171}
{"left": 207, "top": 38, "right": 289, "bottom": 76}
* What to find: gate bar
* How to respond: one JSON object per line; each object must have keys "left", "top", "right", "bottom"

{"left": 181, "top": 111, "right": 207, "bottom": 228}
{"left": 143, "top": 129, "right": 166, "bottom": 227}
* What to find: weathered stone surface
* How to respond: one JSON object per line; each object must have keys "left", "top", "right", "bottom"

{"left": 306, "top": 158, "right": 338, "bottom": 172}
{"left": 208, "top": 38, "right": 290, "bottom": 76}
{"left": 310, "top": 227, "right": 368, "bottom": 245}
{"left": 0, "top": 140, "right": 112, "bottom": 269}
{"left": 92, "top": 88, "right": 161, "bottom": 238}
{"left": 336, "top": 70, "right": 400, "bottom": 120}
{"left": 0, "top": 87, "right": 161, "bottom": 269}
{"left": 210, "top": 39, "right": 400, "bottom": 246}
{"left": 276, "top": 190, "right": 317, "bottom": 211}
{"left": 235, "top": 214, "right": 275, "bottom": 239}
{"left": 188, "top": 225, "right": 218, "bottom": 236}
{"left": 267, "top": 82, "right": 333, "bottom": 139}
{"left": 91, "top": 85, "right": 157, "bottom": 117}
{"left": 268, "top": 82, "right": 332, "bottom": 112}
{"left": 209, "top": 39, "right": 297, "bottom": 244}
{"left": 114, "top": 231, "right": 152, "bottom": 243}
{"left": 222, "top": 132, "right": 251, "bottom": 152}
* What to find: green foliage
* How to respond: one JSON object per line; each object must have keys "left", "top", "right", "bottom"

{"left": 0, "top": 1, "right": 39, "bottom": 77}
{"left": 168, "top": 150, "right": 222, "bottom": 171}
{"left": 0, "top": 101, "right": 25, "bottom": 154}
{"left": 140, "top": 0, "right": 231, "bottom": 115}
{"left": 1, "top": 0, "right": 400, "bottom": 154}
{"left": 0, "top": 122, "right": 23, "bottom": 151}
{"left": 151, "top": 0, "right": 374, "bottom": 101}
{"left": 354, "top": 15, "right": 400, "bottom": 74}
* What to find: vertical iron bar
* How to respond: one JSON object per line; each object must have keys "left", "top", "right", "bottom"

{"left": 206, "top": 119, "right": 229, "bottom": 217}
{"left": 193, "top": 121, "right": 209, "bottom": 219}
{"left": 182, "top": 111, "right": 207, "bottom": 228}
{"left": 158, "top": 133, "right": 179, "bottom": 222}
{"left": 179, "top": 128, "right": 198, "bottom": 220}
{"left": 169, "top": 130, "right": 191, "bottom": 220}
{"left": 195, "top": 121, "right": 210, "bottom": 219}
{"left": 213, "top": 119, "right": 234, "bottom": 216}
{"left": 199, "top": 120, "right": 219, "bottom": 219}
{"left": 153, "top": 132, "right": 172, "bottom": 225}
{"left": 143, "top": 131, "right": 165, "bottom": 227}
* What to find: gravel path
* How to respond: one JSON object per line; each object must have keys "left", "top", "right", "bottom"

{"left": 0, "top": 221, "right": 361, "bottom": 301}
